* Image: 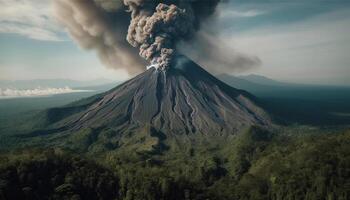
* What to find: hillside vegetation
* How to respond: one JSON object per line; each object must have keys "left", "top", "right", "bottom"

{"left": 1, "top": 127, "right": 349, "bottom": 200}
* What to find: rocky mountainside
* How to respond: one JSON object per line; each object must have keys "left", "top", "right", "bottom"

{"left": 43, "top": 56, "right": 270, "bottom": 137}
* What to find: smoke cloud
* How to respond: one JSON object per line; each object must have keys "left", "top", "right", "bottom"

{"left": 54, "top": 0, "right": 260, "bottom": 74}
{"left": 123, "top": 0, "right": 221, "bottom": 70}
{"left": 53, "top": 0, "right": 146, "bottom": 74}
{"left": 126, "top": 3, "right": 193, "bottom": 70}
{"left": 178, "top": 31, "right": 261, "bottom": 74}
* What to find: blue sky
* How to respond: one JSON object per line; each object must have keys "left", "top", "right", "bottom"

{"left": 1, "top": 0, "right": 350, "bottom": 85}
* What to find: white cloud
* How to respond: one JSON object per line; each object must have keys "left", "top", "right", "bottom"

{"left": 0, "top": 87, "right": 89, "bottom": 98}
{"left": 0, "top": 23, "right": 63, "bottom": 41}
{"left": 220, "top": 9, "right": 266, "bottom": 18}
{"left": 217, "top": 1, "right": 268, "bottom": 19}
{"left": 0, "top": 0, "right": 63, "bottom": 41}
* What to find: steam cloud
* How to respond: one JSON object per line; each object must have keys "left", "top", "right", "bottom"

{"left": 54, "top": 0, "right": 261, "bottom": 74}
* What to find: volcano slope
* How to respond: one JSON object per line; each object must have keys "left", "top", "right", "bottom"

{"left": 23, "top": 56, "right": 270, "bottom": 153}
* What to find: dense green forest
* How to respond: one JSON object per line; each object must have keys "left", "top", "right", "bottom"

{"left": 1, "top": 127, "right": 349, "bottom": 200}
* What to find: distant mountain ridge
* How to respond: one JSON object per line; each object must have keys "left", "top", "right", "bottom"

{"left": 238, "top": 74, "right": 289, "bottom": 86}
{"left": 217, "top": 74, "right": 350, "bottom": 101}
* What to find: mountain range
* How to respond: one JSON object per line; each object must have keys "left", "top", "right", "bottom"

{"left": 218, "top": 74, "right": 350, "bottom": 100}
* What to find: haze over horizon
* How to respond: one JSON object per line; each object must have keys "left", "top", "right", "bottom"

{"left": 1, "top": 0, "right": 350, "bottom": 86}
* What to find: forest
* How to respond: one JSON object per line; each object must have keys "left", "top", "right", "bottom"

{"left": 0, "top": 127, "right": 349, "bottom": 200}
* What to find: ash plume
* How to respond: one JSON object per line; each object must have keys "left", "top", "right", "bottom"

{"left": 54, "top": 0, "right": 260, "bottom": 74}
{"left": 123, "top": 0, "right": 221, "bottom": 70}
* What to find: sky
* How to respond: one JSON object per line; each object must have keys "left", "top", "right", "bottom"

{"left": 0, "top": 0, "right": 350, "bottom": 85}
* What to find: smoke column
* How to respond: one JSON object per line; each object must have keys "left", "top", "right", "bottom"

{"left": 123, "top": 0, "right": 221, "bottom": 70}
{"left": 54, "top": 0, "right": 261, "bottom": 74}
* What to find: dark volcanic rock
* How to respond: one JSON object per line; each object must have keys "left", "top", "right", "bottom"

{"left": 58, "top": 56, "right": 270, "bottom": 136}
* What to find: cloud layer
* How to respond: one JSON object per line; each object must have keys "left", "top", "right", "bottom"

{"left": 0, "top": 87, "right": 89, "bottom": 98}
{"left": 0, "top": 0, "right": 63, "bottom": 41}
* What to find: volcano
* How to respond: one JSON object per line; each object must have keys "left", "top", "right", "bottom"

{"left": 41, "top": 56, "right": 269, "bottom": 138}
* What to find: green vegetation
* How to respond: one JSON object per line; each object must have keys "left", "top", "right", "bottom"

{"left": 0, "top": 149, "right": 119, "bottom": 200}
{"left": 1, "top": 127, "right": 349, "bottom": 200}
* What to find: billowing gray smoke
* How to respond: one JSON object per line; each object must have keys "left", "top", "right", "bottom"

{"left": 126, "top": 2, "right": 194, "bottom": 70}
{"left": 54, "top": 0, "right": 260, "bottom": 74}
{"left": 53, "top": 0, "right": 146, "bottom": 74}
{"left": 123, "top": 0, "right": 223, "bottom": 70}
{"left": 178, "top": 31, "right": 262, "bottom": 74}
